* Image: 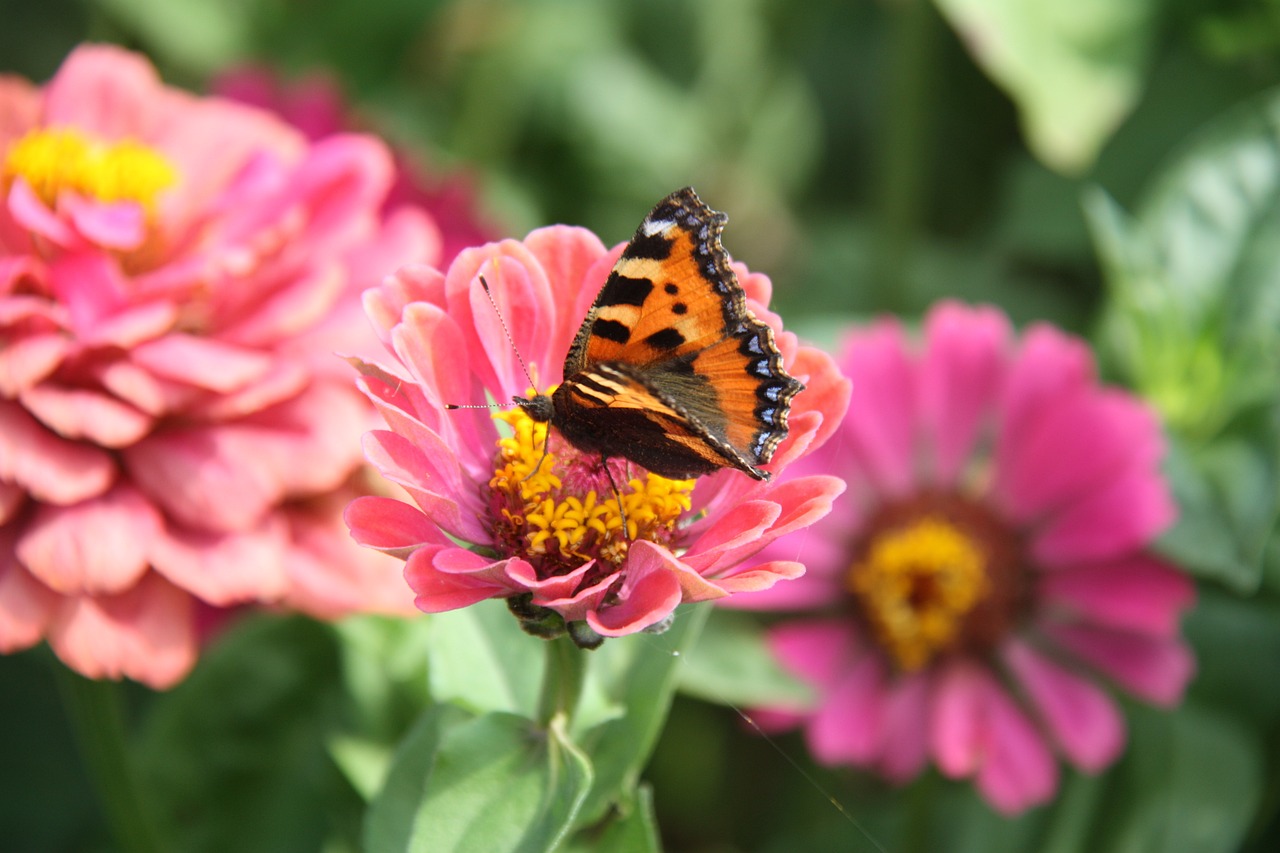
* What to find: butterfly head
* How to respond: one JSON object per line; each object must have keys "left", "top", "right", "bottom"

{"left": 514, "top": 391, "right": 554, "bottom": 424}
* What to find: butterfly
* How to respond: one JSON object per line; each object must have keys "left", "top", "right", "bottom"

{"left": 514, "top": 187, "right": 803, "bottom": 481}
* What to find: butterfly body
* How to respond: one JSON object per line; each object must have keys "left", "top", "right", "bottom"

{"left": 515, "top": 187, "right": 803, "bottom": 481}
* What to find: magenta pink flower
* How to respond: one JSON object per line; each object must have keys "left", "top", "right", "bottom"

{"left": 737, "top": 302, "right": 1195, "bottom": 814}
{"left": 212, "top": 65, "right": 495, "bottom": 266}
{"left": 0, "top": 45, "right": 435, "bottom": 687}
{"left": 345, "top": 228, "right": 850, "bottom": 644}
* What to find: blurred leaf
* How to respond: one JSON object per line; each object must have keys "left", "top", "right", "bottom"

{"left": 562, "top": 785, "right": 661, "bottom": 853}
{"left": 425, "top": 598, "right": 545, "bottom": 718}
{"left": 1159, "top": 433, "right": 1280, "bottom": 593}
{"left": 1094, "top": 702, "right": 1262, "bottom": 853}
{"left": 366, "top": 707, "right": 592, "bottom": 853}
{"left": 933, "top": 0, "right": 1158, "bottom": 173}
{"left": 330, "top": 734, "right": 396, "bottom": 803}
{"left": 334, "top": 615, "right": 434, "bottom": 739}
{"left": 573, "top": 603, "right": 711, "bottom": 825}
{"left": 1090, "top": 85, "right": 1280, "bottom": 438}
{"left": 135, "top": 615, "right": 358, "bottom": 853}
{"left": 675, "top": 608, "right": 814, "bottom": 709}
{"left": 1185, "top": 586, "right": 1280, "bottom": 729}
{"left": 1036, "top": 770, "right": 1108, "bottom": 853}
{"left": 96, "top": 0, "right": 259, "bottom": 76}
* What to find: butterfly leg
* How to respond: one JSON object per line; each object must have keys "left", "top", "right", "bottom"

{"left": 599, "top": 458, "right": 632, "bottom": 542}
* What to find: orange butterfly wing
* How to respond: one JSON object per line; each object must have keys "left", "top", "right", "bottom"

{"left": 550, "top": 187, "right": 802, "bottom": 480}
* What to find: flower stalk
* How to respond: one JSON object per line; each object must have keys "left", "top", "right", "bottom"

{"left": 55, "top": 663, "right": 164, "bottom": 853}
{"left": 537, "top": 634, "right": 588, "bottom": 728}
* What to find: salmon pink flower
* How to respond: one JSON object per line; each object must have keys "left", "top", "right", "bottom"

{"left": 0, "top": 45, "right": 436, "bottom": 687}
{"left": 345, "top": 226, "right": 849, "bottom": 646}
{"left": 212, "top": 65, "right": 494, "bottom": 266}
{"left": 738, "top": 302, "right": 1195, "bottom": 814}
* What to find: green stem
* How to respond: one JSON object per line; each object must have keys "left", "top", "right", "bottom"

{"left": 901, "top": 770, "right": 936, "bottom": 853}
{"left": 536, "top": 634, "right": 587, "bottom": 728}
{"left": 872, "top": 0, "right": 939, "bottom": 313}
{"left": 55, "top": 664, "right": 164, "bottom": 853}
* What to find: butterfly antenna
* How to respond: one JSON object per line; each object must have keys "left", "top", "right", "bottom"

{"left": 478, "top": 275, "right": 539, "bottom": 392}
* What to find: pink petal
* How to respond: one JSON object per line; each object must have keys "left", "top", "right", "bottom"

{"left": 404, "top": 547, "right": 520, "bottom": 612}
{"left": 443, "top": 239, "right": 559, "bottom": 394}
{"left": 0, "top": 401, "right": 116, "bottom": 505}
{"left": 360, "top": 429, "right": 489, "bottom": 545}
{"left": 586, "top": 541, "right": 683, "bottom": 636}
{"left": 62, "top": 194, "right": 147, "bottom": 250}
{"left": 1030, "top": 462, "right": 1175, "bottom": 566}
{"left": 280, "top": 502, "right": 417, "bottom": 618}
{"left": 769, "top": 619, "right": 860, "bottom": 688}
{"left": 930, "top": 659, "right": 990, "bottom": 777}
{"left": 81, "top": 300, "right": 179, "bottom": 349}
{"left": 779, "top": 345, "right": 852, "bottom": 460}
{"left": 807, "top": 650, "right": 888, "bottom": 765}
{"left": 878, "top": 673, "right": 931, "bottom": 782}
{"left": 682, "top": 500, "right": 780, "bottom": 573}
{"left": 994, "top": 389, "right": 1162, "bottom": 524}
{"left": 523, "top": 224, "right": 609, "bottom": 352}
{"left": 999, "top": 323, "right": 1095, "bottom": 441}
{"left": 42, "top": 44, "right": 164, "bottom": 138}
{"left": 130, "top": 333, "right": 274, "bottom": 393}
{"left": 918, "top": 302, "right": 1010, "bottom": 484}
{"left": 15, "top": 483, "right": 159, "bottom": 596}
{"left": 124, "top": 424, "right": 284, "bottom": 533}
{"left": 48, "top": 251, "right": 129, "bottom": 333}
{"left": 833, "top": 320, "right": 919, "bottom": 495}
{"left": 19, "top": 384, "right": 153, "bottom": 448}
{"left": 47, "top": 571, "right": 197, "bottom": 689}
{"left": 8, "top": 179, "right": 79, "bottom": 246}
{"left": 0, "top": 333, "right": 67, "bottom": 396}
{"left": 710, "top": 559, "right": 805, "bottom": 595}
{"left": 363, "top": 264, "right": 447, "bottom": 345}
{"left": 149, "top": 518, "right": 289, "bottom": 605}
{"left": 0, "top": 531, "right": 57, "bottom": 652}
{"left": 344, "top": 495, "right": 449, "bottom": 559}
{"left": 1039, "top": 555, "right": 1195, "bottom": 637}
{"left": 1045, "top": 622, "right": 1195, "bottom": 707}
{"left": 93, "top": 359, "right": 197, "bottom": 417}
{"left": 1004, "top": 638, "right": 1125, "bottom": 772}
{"left": 975, "top": 682, "right": 1058, "bottom": 814}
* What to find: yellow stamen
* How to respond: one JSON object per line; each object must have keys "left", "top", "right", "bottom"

{"left": 848, "top": 516, "right": 989, "bottom": 671}
{"left": 3, "top": 128, "right": 178, "bottom": 211}
{"left": 488, "top": 395, "right": 694, "bottom": 570}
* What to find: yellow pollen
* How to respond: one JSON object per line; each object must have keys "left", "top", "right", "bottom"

{"left": 3, "top": 128, "right": 178, "bottom": 210}
{"left": 848, "top": 516, "right": 989, "bottom": 672}
{"left": 488, "top": 396, "right": 694, "bottom": 568}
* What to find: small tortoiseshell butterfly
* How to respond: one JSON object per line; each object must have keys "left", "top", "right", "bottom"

{"left": 516, "top": 187, "right": 803, "bottom": 481}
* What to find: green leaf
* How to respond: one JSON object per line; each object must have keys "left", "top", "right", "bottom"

{"left": 933, "top": 0, "right": 1158, "bottom": 173}
{"left": 562, "top": 785, "right": 662, "bottom": 853}
{"left": 675, "top": 608, "right": 814, "bottom": 710}
{"left": 425, "top": 598, "right": 546, "bottom": 718}
{"left": 1093, "top": 702, "right": 1263, "bottom": 853}
{"left": 1090, "top": 86, "right": 1280, "bottom": 438}
{"left": 573, "top": 603, "right": 712, "bottom": 825}
{"left": 1185, "top": 586, "right": 1280, "bottom": 728}
{"left": 135, "top": 615, "right": 358, "bottom": 853}
{"left": 1158, "top": 434, "right": 1280, "bottom": 593}
{"left": 96, "top": 0, "right": 259, "bottom": 75}
{"left": 366, "top": 708, "right": 592, "bottom": 853}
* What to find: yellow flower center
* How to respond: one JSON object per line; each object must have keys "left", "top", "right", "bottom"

{"left": 848, "top": 515, "right": 990, "bottom": 672}
{"left": 488, "top": 394, "right": 694, "bottom": 577}
{"left": 2, "top": 128, "right": 178, "bottom": 211}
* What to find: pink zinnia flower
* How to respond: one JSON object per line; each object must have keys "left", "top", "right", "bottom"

{"left": 212, "top": 65, "right": 495, "bottom": 266}
{"left": 738, "top": 302, "right": 1196, "bottom": 814}
{"left": 345, "top": 227, "right": 850, "bottom": 645}
{"left": 0, "top": 45, "right": 436, "bottom": 687}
